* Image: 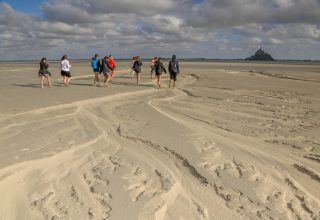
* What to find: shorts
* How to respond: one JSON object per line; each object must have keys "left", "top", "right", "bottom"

{"left": 93, "top": 68, "right": 100, "bottom": 73}
{"left": 61, "top": 70, "right": 71, "bottom": 77}
{"left": 155, "top": 72, "right": 162, "bottom": 76}
{"left": 102, "top": 72, "right": 110, "bottom": 77}
{"left": 170, "top": 72, "right": 177, "bottom": 81}
{"left": 39, "top": 71, "right": 51, "bottom": 77}
{"left": 134, "top": 69, "right": 141, "bottom": 74}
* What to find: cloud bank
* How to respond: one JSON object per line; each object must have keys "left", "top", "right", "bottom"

{"left": 0, "top": 0, "right": 320, "bottom": 60}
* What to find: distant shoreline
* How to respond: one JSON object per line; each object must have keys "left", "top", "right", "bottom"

{"left": 0, "top": 59, "right": 319, "bottom": 63}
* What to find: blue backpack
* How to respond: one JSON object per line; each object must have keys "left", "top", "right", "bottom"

{"left": 91, "top": 58, "right": 100, "bottom": 71}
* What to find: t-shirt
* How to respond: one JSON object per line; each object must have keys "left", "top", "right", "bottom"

{"left": 61, "top": 60, "right": 71, "bottom": 71}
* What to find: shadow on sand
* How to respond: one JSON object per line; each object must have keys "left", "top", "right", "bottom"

{"left": 12, "top": 82, "right": 68, "bottom": 88}
{"left": 111, "top": 81, "right": 155, "bottom": 87}
{"left": 12, "top": 80, "right": 156, "bottom": 88}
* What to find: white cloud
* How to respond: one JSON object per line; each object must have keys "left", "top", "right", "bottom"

{"left": 270, "top": 38, "right": 283, "bottom": 44}
{"left": 187, "top": 0, "right": 320, "bottom": 27}
{"left": 87, "top": 0, "right": 176, "bottom": 14}
{"left": 0, "top": 0, "right": 320, "bottom": 60}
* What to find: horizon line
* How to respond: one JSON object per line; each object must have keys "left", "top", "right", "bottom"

{"left": 0, "top": 58, "right": 319, "bottom": 62}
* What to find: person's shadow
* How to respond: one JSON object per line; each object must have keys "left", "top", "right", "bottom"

{"left": 11, "top": 83, "right": 65, "bottom": 88}
{"left": 111, "top": 81, "right": 154, "bottom": 87}
{"left": 11, "top": 83, "right": 39, "bottom": 88}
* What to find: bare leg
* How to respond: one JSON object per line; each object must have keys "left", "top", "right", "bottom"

{"left": 156, "top": 75, "right": 161, "bottom": 88}
{"left": 136, "top": 73, "right": 140, "bottom": 85}
{"left": 94, "top": 72, "right": 100, "bottom": 86}
{"left": 156, "top": 75, "right": 159, "bottom": 88}
{"left": 104, "top": 75, "right": 110, "bottom": 86}
{"left": 40, "top": 75, "right": 44, "bottom": 88}
{"left": 110, "top": 71, "right": 115, "bottom": 80}
{"left": 63, "top": 76, "right": 67, "bottom": 86}
{"left": 47, "top": 75, "right": 52, "bottom": 87}
{"left": 66, "top": 77, "right": 71, "bottom": 86}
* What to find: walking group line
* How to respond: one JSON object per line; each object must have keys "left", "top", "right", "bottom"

{"left": 37, "top": 54, "right": 181, "bottom": 89}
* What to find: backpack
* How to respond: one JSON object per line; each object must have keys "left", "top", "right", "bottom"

{"left": 155, "top": 61, "right": 162, "bottom": 73}
{"left": 99, "top": 59, "right": 107, "bottom": 73}
{"left": 133, "top": 60, "right": 141, "bottom": 72}
{"left": 91, "top": 58, "right": 100, "bottom": 70}
{"left": 169, "top": 60, "right": 177, "bottom": 73}
{"left": 107, "top": 60, "right": 114, "bottom": 71}
{"left": 108, "top": 58, "right": 116, "bottom": 70}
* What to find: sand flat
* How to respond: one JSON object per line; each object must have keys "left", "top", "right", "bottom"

{"left": 0, "top": 61, "right": 319, "bottom": 219}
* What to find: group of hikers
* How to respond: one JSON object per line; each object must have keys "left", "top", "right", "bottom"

{"left": 90, "top": 54, "right": 117, "bottom": 87}
{"left": 130, "top": 55, "right": 180, "bottom": 88}
{"left": 38, "top": 54, "right": 180, "bottom": 89}
{"left": 38, "top": 55, "right": 73, "bottom": 88}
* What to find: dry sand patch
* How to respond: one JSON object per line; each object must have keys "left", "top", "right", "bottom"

{"left": 0, "top": 61, "right": 319, "bottom": 219}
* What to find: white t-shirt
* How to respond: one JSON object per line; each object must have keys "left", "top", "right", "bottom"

{"left": 61, "top": 60, "right": 71, "bottom": 71}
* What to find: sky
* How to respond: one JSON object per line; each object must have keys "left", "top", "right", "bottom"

{"left": 0, "top": 0, "right": 320, "bottom": 60}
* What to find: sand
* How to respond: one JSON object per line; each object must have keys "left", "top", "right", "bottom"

{"left": 0, "top": 60, "right": 319, "bottom": 220}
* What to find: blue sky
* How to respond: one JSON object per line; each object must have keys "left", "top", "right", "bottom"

{"left": 1, "top": 0, "right": 320, "bottom": 60}
{"left": 2, "top": 0, "right": 44, "bottom": 14}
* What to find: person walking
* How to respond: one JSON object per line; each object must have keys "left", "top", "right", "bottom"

{"left": 168, "top": 55, "right": 180, "bottom": 88}
{"left": 60, "top": 55, "right": 72, "bottom": 86}
{"left": 150, "top": 56, "right": 157, "bottom": 79}
{"left": 38, "top": 57, "right": 52, "bottom": 88}
{"left": 133, "top": 56, "right": 142, "bottom": 85}
{"left": 100, "top": 56, "right": 111, "bottom": 86}
{"left": 91, "top": 54, "right": 101, "bottom": 86}
{"left": 154, "top": 57, "right": 166, "bottom": 89}
{"left": 108, "top": 55, "right": 117, "bottom": 80}
{"left": 131, "top": 56, "right": 136, "bottom": 78}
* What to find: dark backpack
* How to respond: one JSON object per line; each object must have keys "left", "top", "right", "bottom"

{"left": 133, "top": 60, "right": 142, "bottom": 72}
{"left": 99, "top": 59, "right": 109, "bottom": 73}
{"left": 155, "top": 61, "right": 162, "bottom": 73}
{"left": 99, "top": 59, "right": 104, "bottom": 73}
{"left": 169, "top": 60, "right": 177, "bottom": 73}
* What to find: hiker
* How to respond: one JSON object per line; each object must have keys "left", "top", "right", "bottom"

{"left": 133, "top": 56, "right": 142, "bottom": 85}
{"left": 154, "top": 57, "right": 166, "bottom": 89}
{"left": 60, "top": 55, "right": 72, "bottom": 86}
{"left": 150, "top": 56, "right": 157, "bottom": 79}
{"left": 38, "top": 57, "right": 52, "bottom": 88}
{"left": 100, "top": 56, "right": 111, "bottom": 86}
{"left": 131, "top": 56, "right": 137, "bottom": 78}
{"left": 91, "top": 54, "right": 101, "bottom": 86}
{"left": 108, "top": 55, "right": 117, "bottom": 79}
{"left": 168, "top": 55, "right": 180, "bottom": 88}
